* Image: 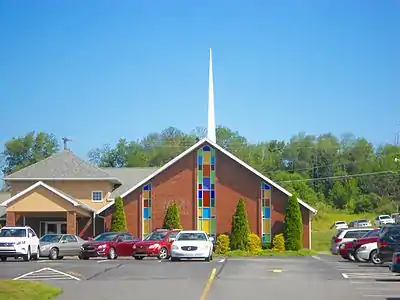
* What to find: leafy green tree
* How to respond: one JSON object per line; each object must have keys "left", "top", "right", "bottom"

{"left": 110, "top": 196, "right": 127, "bottom": 232}
{"left": 284, "top": 193, "right": 303, "bottom": 251}
{"left": 1, "top": 131, "right": 59, "bottom": 176}
{"left": 163, "top": 201, "right": 182, "bottom": 229}
{"left": 230, "top": 199, "right": 250, "bottom": 251}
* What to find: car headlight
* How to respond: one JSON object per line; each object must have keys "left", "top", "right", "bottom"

{"left": 149, "top": 243, "right": 160, "bottom": 249}
{"left": 97, "top": 244, "right": 106, "bottom": 249}
{"left": 171, "top": 245, "right": 179, "bottom": 250}
{"left": 16, "top": 241, "right": 26, "bottom": 245}
{"left": 201, "top": 245, "right": 210, "bottom": 250}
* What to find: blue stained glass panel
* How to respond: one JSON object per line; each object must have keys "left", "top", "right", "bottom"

{"left": 263, "top": 183, "right": 270, "bottom": 190}
{"left": 203, "top": 145, "right": 211, "bottom": 151}
{"left": 143, "top": 185, "right": 149, "bottom": 191}
{"left": 203, "top": 208, "right": 211, "bottom": 219}
{"left": 198, "top": 156, "right": 203, "bottom": 165}
{"left": 210, "top": 190, "right": 215, "bottom": 199}
{"left": 143, "top": 208, "right": 150, "bottom": 219}
{"left": 211, "top": 156, "right": 215, "bottom": 164}
{"left": 211, "top": 184, "right": 215, "bottom": 189}
{"left": 263, "top": 207, "right": 270, "bottom": 219}
{"left": 198, "top": 191, "right": 202, "bottom": 199}
{"left": 203, "top": 178, "right": 211, "bottom": 190}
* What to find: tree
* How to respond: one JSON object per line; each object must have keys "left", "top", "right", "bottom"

{"left": 1, "top": 131, "right": 59, "bottom": 176}
{"left": 284, "top": 193, "right": 303, "bottom": 251}
{"left": 230, "top": 199, "right": 250, "bottom": 251}
{"left": 163, "top": 201, "right": 182, "bottom": 229}
{"left": 110, "top": 196, "right": 127, "bottom": 232}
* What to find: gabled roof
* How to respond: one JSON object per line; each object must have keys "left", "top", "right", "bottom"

{"left": 97, "top": 138, "right": 317, "bottom": 215}
{"left": 102, "top": 167, "right": 158, "bottom": 198}
{"left": 4, "top": 150, "right": 120, "bottom": 183}
{"left": 0, "top": 192, "right": 10, "bottom": 219}
{"left": 0, "top": 181, "right": 95, "bottom": 212}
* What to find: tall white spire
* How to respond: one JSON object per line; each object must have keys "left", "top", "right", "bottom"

{"left": 207, "top": 48, "right": 216, "bottom": 143}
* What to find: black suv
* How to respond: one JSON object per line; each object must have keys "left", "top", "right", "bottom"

{"left": 377, "top": 225, "right": 400, "bottom": 263}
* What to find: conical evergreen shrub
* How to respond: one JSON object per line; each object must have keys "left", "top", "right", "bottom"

{"left": 163, "top": 201, "right": 183, "bottom": 229}
{"left": 284, "top": 193, "right": 303, "bottom": 250}
{"left": 230, "top": 198, "right": 250, "bottom": 251}
{"left": 110, "top": 196, "right": 127, "bottom": 232}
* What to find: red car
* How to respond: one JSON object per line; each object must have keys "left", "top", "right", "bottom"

{"left": 80, "top": 232, "right": 139, "bottom": 260}
{"left": 340, "top": 229, "right": 381, "bottom": 262}
{"left": 132, "top": 229, "right": 181, "bottom": 260}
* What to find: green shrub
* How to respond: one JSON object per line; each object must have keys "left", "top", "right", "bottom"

{"left": 272, "top": 233, "right": 285, "bottom": 251}
{"left": 110, "top": 196, "right": 127, "bottom": 232}
{"left": 262, "top": 242, "right": 271, "bottom": 250}
{"left": 162, "top": 201, "right": 183, "bottom": 229}
{"left": 284, "top": 193, "right": 303, "bottom": 251}
{"left": 248, "top": 233, "right": 262, "bottom": 254}
{"left": 230, "top": 199, "right": 250, "bottom": 251}
{"left": 215, "top": 234, "right": 230, "bottom": 254}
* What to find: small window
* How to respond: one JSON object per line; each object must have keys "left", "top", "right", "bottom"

{"left": 344, "top": 231, "right": 364, "bottom": 239}
{"left": 92, "top": 191, "right": 103, "bottom": 202}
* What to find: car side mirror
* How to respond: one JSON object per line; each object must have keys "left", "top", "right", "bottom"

{"left": 116, "top": 237, "right": 123, "bottom": 243}
{"left": 88, "top": 237, "right": 93, "bottom": 241}
{"left": 169, "top": 238, "right": 175, "bottom": 242}
{"left": 209, "top": 237, "right": 215, "bottom": 242}
{"left": 28, "top": 233, "right": 32, "bottom": 238}
{"left": 60, "top": 240, "right": 66, "bottom": 243}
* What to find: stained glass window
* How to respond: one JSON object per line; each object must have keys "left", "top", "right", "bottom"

{"left": 197, "top": 145, "right": 216, "bottom": 237}
{"left": 261, "top": 182, "right": 271, "bottom": 243}
{"left": 142, "top": 183, "right": 152, "bottom": 238}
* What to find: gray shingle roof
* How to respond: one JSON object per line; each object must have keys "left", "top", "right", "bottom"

{"left": 103, "top": 168, "right": 158, "bottom": 198}
{"left": 0, "top": 192, "right": 10, "bottom": 219}
{"left": 4, "top": 150, "right": 118, "bottom": 181}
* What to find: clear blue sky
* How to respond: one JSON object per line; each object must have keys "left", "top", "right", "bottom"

{"left": 1, "top": 1, "right": 399, "bottom": 160}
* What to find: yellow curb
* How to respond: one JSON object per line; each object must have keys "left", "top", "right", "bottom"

{"left": 200, "top": 268, "right": 217, "bottom": 300}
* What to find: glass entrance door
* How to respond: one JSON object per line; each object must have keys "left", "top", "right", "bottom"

{"left": 45, "top": 222, "right": 67, "bottom": 234}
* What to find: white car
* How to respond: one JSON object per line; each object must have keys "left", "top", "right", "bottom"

{"left": 0, "top": 226, "right": 40, "bottom": 261}
{"left": 331, "top": 221, "right": 348, "bottom": 230}
{"left": 374, "top": 215, "right": 395, "bottom": 226}
{"left": 355, "top": 241, "right": 380, "bottom": 264}
{"left": 330, "top": 228, "right": 372, "bottom": 255}
{"left": 170, "top": 230, "right": 214, "bottom": 261}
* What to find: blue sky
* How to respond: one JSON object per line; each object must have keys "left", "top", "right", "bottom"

{"left": 0, "top": 0, "right": 399, "bottom": 160}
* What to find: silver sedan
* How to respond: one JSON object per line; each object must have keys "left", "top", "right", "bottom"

{"left": 39, "top": 234, "right": 87, "bottom": 260}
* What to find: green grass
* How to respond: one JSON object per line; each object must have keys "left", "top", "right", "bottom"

{"left": 0, "top": 280, "right": 62, "bottom": 300}
{"left": 311, "top": 210, "right": 376, "bottom": 252}
{"left": 218, "top": 248, "right": 316, "bottom": 257}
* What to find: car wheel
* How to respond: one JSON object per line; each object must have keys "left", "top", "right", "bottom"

{"left": 134, "top": 256, "right": 144, "bottom": 260}
{"left": 49, "top": 248, "right": 59, "bottom": 260}
{"left": 158, "top": 247, "right": 168, "bottom": 260}
{"left": 32, "top": 247, "right": 40, "bottom": 261}
{"left": 23, "top": 247, "right": 31, "bottom": 262}
{"left": 0, "top": 256, "right": 7, "bottom": 262}
{"left": 370, "top": 250, "right": 382, "bottom": 265}
{"left": 107, "top": 247, "right": 116, "bottom": 260}
{"left": 348, "top": 252, "right": 356, "bottom": 261}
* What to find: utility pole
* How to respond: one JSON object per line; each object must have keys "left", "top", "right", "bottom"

{"left": 62, "top": 137, "right": 73, "bottom": 150}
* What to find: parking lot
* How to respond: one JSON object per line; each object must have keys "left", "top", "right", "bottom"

{"left": 1, "top": 255, "right": 400, "bottom": 299}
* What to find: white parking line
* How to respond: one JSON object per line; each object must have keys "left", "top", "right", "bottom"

{"left": 97, "top": 260, "right": 112, "bottom": 263}
{"left": 342, "top": 273, "right": 349, "bottom": 279}
{"left": 218, "top": 258, "right": 225, "bottom": 263}
{"left": 311, "top": 255, "right": 321, "bottom": 261}
{"left": 13, "top": 267, "right": 81, "bottom": 281}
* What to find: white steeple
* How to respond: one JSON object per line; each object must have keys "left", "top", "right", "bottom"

{"left": 207, "top": 48, "right": 216, "bottom": 143}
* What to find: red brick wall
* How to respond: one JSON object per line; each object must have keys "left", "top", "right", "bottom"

{"left": 104, "top": 142, "right": 311, "bottom": 248}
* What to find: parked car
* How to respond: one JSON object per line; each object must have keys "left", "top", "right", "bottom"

{"left": 331, "top": 228, "right": 373, "bottom": 255}
{"left": 0, "top": 226, "right": 40, "bottom": 262}
{"left": 377, "top": 225, "right": 400, "bottom": 263}
{"left": 389, "top": 252, "right": 400, "bottom": 273}
{"left": 330, "top": 221, "right": 348, "bottom": 230}
{"left": 80, "top": 232, "right": 139, "bottom": 260}
{"left": 340, "top": 228, "right": 380, "bottom": 261}
{"left": 39, "top": 234, "right": 86, "bottom": 260}
{"left": 352, "top": 229, "right": 381, "bottom": 263}
{"left": 170, "top": 230, "right": 214, "bottom": 261}
{"left": 349, "top": 219, "right": 372, "bottom": 228}
{"left": 391, "top": 213, "right": 400, "bottom": 224}
{"left": 374, "top": 215, "right": 395, "bottom": 226}
{"left": 132, "top": 228, "right": 181, "bottom": 260}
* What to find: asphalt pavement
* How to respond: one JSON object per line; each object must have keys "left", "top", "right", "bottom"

{"left": 1, "top": 255, "right": 400, "bottom": 299}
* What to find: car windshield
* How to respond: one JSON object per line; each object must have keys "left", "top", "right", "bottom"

{"left": 40, "top": 234, "right": 62, "bottom": 242}
{"left": 381, "top": 215, "right": 391, "bottom": 219}
{"left": 93, "top": 233, "right": 118, "bottom": 241}
{"left": 358, "top": 220, "right": 369, "bottom": 223}
{"left": 0, "top": 228, "right": 26, "bottom": 237}
{"left": 176, "top": 232, "right": 207, "bottom": 241}
{"left": 336, "top": 221, "right": 346, "bottom": 225}
{"left": 145, "top": 231, "right": 168, "bottom": 241}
